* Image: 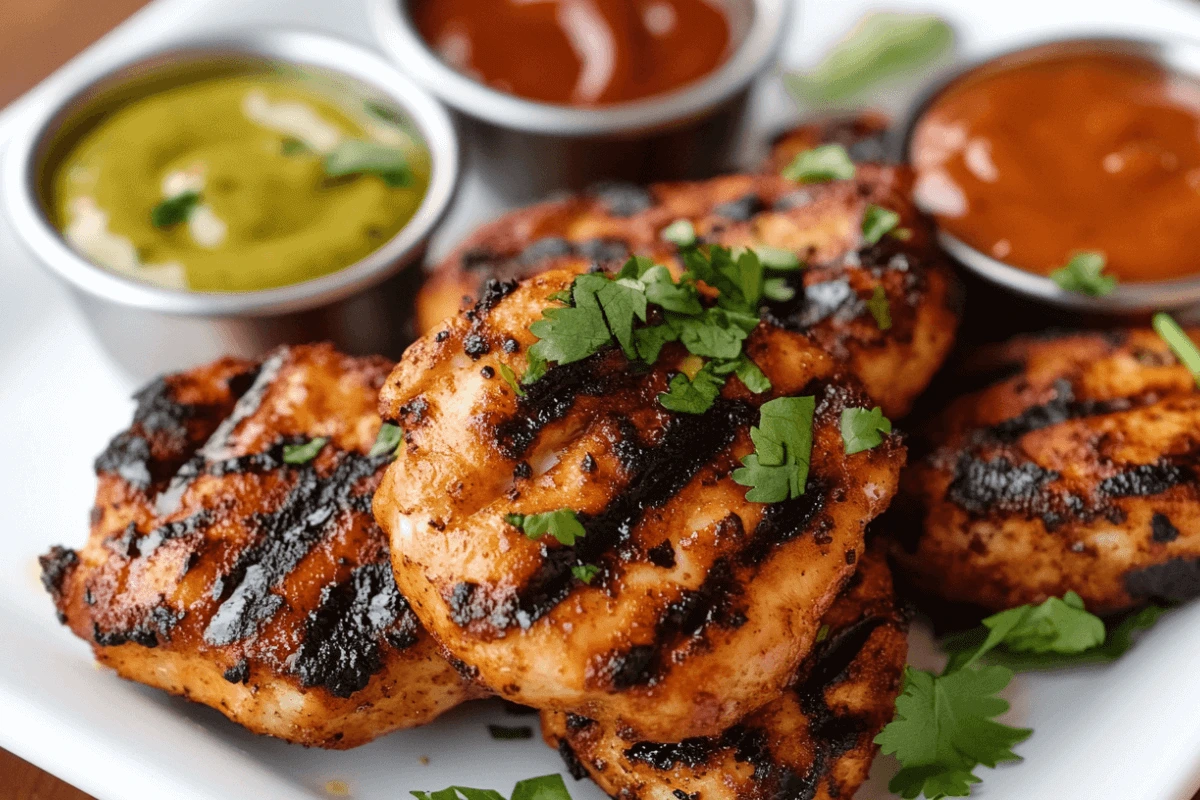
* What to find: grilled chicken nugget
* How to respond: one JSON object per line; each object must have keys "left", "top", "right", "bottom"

{"left": 541, "top": 545, "right": 907, "bottom": 800}
{"left": 414, "top": 166, "right": 956, "bottom": 418}
{"left": 373, "top": 270, "right": 904, "bottom": 742}
{"left": 40, "top": 344, "right": 479, "bottom": 749}
{"left": 893, "top": 328, "right": 1200, "bottom": 614}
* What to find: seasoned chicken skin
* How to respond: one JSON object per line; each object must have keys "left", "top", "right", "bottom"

{"left": 542, "top": 545, "right": 907, "bottom": 800}
{"left": 40, "top": 345, "right": 478, "bottom": 749}
{"left": 414, "top": 166, "right": 956, "bottom": 418}
{"left": 893, "top": 328, "right": 1200, "bottom": 613}
{"left": 373, "top": 271, "right": 905, "bottom": 742}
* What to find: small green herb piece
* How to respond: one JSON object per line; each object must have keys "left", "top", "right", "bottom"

{"left": 862, "top": 204, "right": 901, "bottom": 245}
{"left": 840, "top": 406, "right": 892, "bottom": 455}
{"left": 661, "top": 219, "right": 697, "bottom": 247}
{"left": 753, "top": 245, "right": 802, "bottom": 271}
{"left": 815, "top": 624, "right": 830, "bottom": 643}
{"left": 412, "top": 775, "right": 572, "bottom": 800}
{"left": 658, "top": 362, "right": 725, "bottom": 414}
{"left": 781, "top": 144, "right": 856, "bottom": 183}
{"left": 1049, "top": 251, "right": 1116, "bottom": 297}
{"left": 364, "top": 99, "right": 405, "bottom": 126}
{"left": 369, "top": 423, "right": 402, "bottom": 458}
{"left": 522, "top": 349, "right": 548, "bottom": 385}
{"left": 487, "top": 725, "right": 534, "bottom": 740}
{"left": 1153, "top": 312, "right": 1200, "bottom": 385}
{"left": 505, "top": 509, "right": 586, "bottom": 546}
{"left": 283, "top": 437, "right": 327, "bottom": 465}
{"left": 876, "top": 665, "right": 1030, "bottom": 800}
{"left": 866, "top": 285, "right": 892, "bottom": 330}
{"left": 571, "top": 564, "right": 601, "bottom": 584}
{"left": 280, "top": 137, "right": 310, "bottom": 156}
{"left": 785, "top": 12, "right": 955, "bottom": 104}
{"left": 732, "top": 396, "right": 816, "bottom": 503}
{"left": 324, "top": 140, "right": 412, "bottom": 187}
{"left": 726, "top": 354, "right": 772, "bottom": 393}
{"left": 762, "top": 277, "right": 796, "bottom": 302}
{"left": 498, "top": 364, "right": 527, "bottom": 396}
{"left": 151, "top": 191, "right": 201, "bottom": 228}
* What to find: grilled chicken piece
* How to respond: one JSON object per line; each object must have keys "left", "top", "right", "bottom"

{"left": 542, "top": 545, "right": 906, "bottom": 800}
{"left": 763, "top": 111, "right": 892, "bottom": 174}
{"left": 414, "top": 165, "right": 957, "bottom": 418}
{"left": 373, "top": 271, "right": 905, "bottom": 742}
{"left": 892, "top": 328, "right": 1200, "bottom": 614}
{"left": 40, "top": 344, "right": 478, "bottom": 749}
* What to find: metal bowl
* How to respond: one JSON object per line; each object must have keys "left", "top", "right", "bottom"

{"left": 369, "top": 0, "right": 790, "bottom": 199}
{"left": 1, "top": 29, "right": 459, "bottom": 379}
{"left": 896, "top": 36, "right": 1200, "bottom": 318}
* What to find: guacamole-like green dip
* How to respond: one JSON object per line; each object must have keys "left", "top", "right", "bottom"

{"left": 51, "top": 73, "right": 431, "bottom": 292}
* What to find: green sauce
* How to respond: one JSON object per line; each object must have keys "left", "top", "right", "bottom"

{"left": 50, "top": 73, "right": 431, "bottom": 292}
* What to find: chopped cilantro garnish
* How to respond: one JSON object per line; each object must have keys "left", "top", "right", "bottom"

{"left": 762, "top": 277, "right": 796, "bottom": 302}
{"left": 658, "top": 362, "right": 724, "bottom": 414}
{"left": 413, "top": 775, "right": 572, "bottom": 800}
{"left": 862, "top": 204, "right": 901, "bottom": 245}
{"left": 487, "top": 725, "right": 533, "bottom": 740}
{"left": 151, "top": 191, "right": 201, "bottom": 228}
{"left": 815, "top": 624, "right": 830, "bottom": 643}
{"left": 324, "top": 140, "right": 412, "bottom": 187}
{"left": 840, "top": 406, "right": 892, "bottom": 454}
{"left": 498, "top": 364, "right": 526, "bottom": 396}
{"left": 283, "top": 437, "right": 327, "bottom": 465}
{"left": 876, "top": 665, "right": 1031, "bottom": 800}
{"left": 369, "top": 423, "right": 402, "bottom": 458}
{"left": 571, "top": 564, "right": 601, "bottom": 583}
{"left": 1153, "top": 312, "right": 1200, "bottom": 385}
{"left": 781, "top": 143, "right": 856, "bottom": 183}
{"left": 753, "top": 245, "right": 802, "bottom": 271}
{"left": 866, "top": 285, "right": 892, "bottom": 330}
{"left": 1049, "top": 251, "right": 1115, "bottom": 297}
{"left": 661, "top": 219, "right": 697, "bottom": 247}
{"left": 732, "top": 396, "right": 815, "bottom": 503}
{"left": 505, "top": 509, "right": 586, "bottom": 546}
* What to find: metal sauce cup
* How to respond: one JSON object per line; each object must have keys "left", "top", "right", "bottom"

{"left": 897, "top": 36, "right": 1200, "bottom": 320}
{"left": 2, "top": 29, "right": 459, "bottom": 380}
{"left": 370, "top": 0, "right": 790, "bottom": 201}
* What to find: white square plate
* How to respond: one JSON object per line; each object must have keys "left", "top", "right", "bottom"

{"left": 4, "top": 1, "right": 1200, "bottom": 798}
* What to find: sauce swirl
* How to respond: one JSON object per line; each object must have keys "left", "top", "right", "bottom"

{"left": 410, "top": 0, "right": 735, "bottom": 106}
{"left": 911, "top": 50, "right": 1200, "bottom": 283}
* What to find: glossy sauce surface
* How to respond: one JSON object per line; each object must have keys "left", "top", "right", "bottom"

{"left": 911, "top": 51, "right": 1200, "bottom": 283}
{"left": 410, "top": 0, "right": 734, "bottom": 106}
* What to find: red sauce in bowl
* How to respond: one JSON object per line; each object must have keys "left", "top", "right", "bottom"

{"left": 911, "top": 49, "right": 1200, "bottom": 283}
{"left": 410, "top": 0, "right": 735, "bottom": 106}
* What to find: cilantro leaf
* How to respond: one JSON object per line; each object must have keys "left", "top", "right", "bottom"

{"left": 753, "top": 245, "right": 802, "bottom": 271}
{"left": 641, "top": 264, "right": 702, "bottom": 314}
{"left": 505, "top": 509, "right": 586, "bottom": 546}
{"left": 498, "top": 363, "right": 527, "bottom": 396}
{"left": 369, "top": 423, "right": 402, "bottom": 458}
{"left": 571, "top": 564, "right": 600, "bottom": 583}
{"left": 840, "top": 406, "right": 892, "bottom": 454}
{"left": 658, "top": 362, "right": 724, "bottom": 414}
{"left": 283, "top": 437, "right": 327, "bottom": 465}
{"left": 324, "top": 139, "right": 412, "bottom": 186}
{"left": 1154, "top": 312, "right": 1200, "bottom": 385}
{"left": 781, "top": 144, "right": 856, "bottom": 183}
{"left": 875, "top": 665, "right": 1031, "bottom": 800}
{"left": 595, "top": 277, "right": 649, "bottom": 360}
{"left": 661, "top": 219, "right": 696, "bottom": 247}
{"left": 151, "top": 191, "right": 201, "bottom": 228}
{"left": 412, "top": 776, "right": 572, "bottom": 800}
{"left": 668, "top": 307, "right": 754, "bottom": 360}
{"left": 1049, "top": 251, "right": 1116, "bottom": 297}
{"left": 729, "top": 354, "right": 772, "bottom": 393}
{"left": 866, "top": 285, "right": 892, "bottom": 330}
{"left": 523, "top": 349, "right": 548, "bottom": 384}
{"left": 762, "top": 277, "right": 796, "bottom": 302}
{"left": 681, "top": 245, "right": 765, "bottom": 313}
{"left": 862, "top": 204, "right": 901, "bottom": 244}
{"left": 732, "top": 396, "right": 815, "bottom": 502}
{"left": 528, "top": 281, "right": 612, "bottom": 366}
{"left": 633, "top": 324, "right": 679, "bottom": 364}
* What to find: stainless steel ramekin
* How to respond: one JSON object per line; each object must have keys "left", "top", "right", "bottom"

{"left": 896, "top": 36, "right": 1200, "bottom": 319}
{"left": 369, "top": 0, "right": 790, "bottom": 200}
{"left": 2, "top": 29, "right": 459, "bottom": 379}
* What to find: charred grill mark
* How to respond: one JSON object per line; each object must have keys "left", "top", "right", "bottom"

{"left": 474, "top": 278, "right": 519, "bottom": 313}
{"left": 1152, "top": 512, "right": 1180, "bottom": 543}
{"left": 742, "top": 487, "right": 828, "bottom": 566}
{"left": 223, "top": 659, "right": 250, "bottom": 684}
{"left": 203, "top": 452, "right": 386, "bottom": 646}
{"left": 576, "top": 238, "right": 629, "bottom": 264}
{"left": 946, "top": 455, "right": 1061, "bottom": 517}
{"left": 92, "top": 605, "right": 183, "bottom": 648}
{"left": 979, "top": 379, "right": 1133, "bottom": 443}
{"left": 139, "top": 511, "right": 212, "bottom": 556}
{"left": 647, "top": 540, "right": 676, "bottom": 568}
{"left": 1125, "top": 558, "right": 1200, "bottom": 602}
{"left": 94, "top": 432, "right": 154, "bottom": 488}
{"left": 588, "top": 182, "right": 654, "bottom": 217}
{"left": 765, "top": 279, "right": 861, "bottom": 332}
{"left": 557, "top": 740, "right": 591, "bottom": 780}
{"left": 626, "top": 736, "right": 718, "bottom": 770}
{"left": 599, "top": 645, "right": 659, "bottom": 691}
{"left": 1099, "top": 460, "right": 1192, "bottom": 498}
{"left": 39, "top": 545, "right": 77, "bottom": 600}
{"left": 293, "top": 562, "right": 412, "bottom": 698}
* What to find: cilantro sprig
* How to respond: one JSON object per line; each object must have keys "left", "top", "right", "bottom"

{"left": 505, "top": 509, "right": 586, "bottom": 546}
{"left": 1153, "top": 312, "right": 1200, "bottom": 386}
{"left": 1049, "top": 251, "right": 1116, "bottom": 297}
{"left": 413, "top": 775, "right": 572, "bottom": 800}
{"left": 840, "top": 406, "right": 892, "bottom": 454}
{"left": 866, "top": 285, "right": 892, "bottom": 330}
{"left": 732, "top": 397, "right": 815, "bottom": 503}
{"left": 283, "top": 437, "right": 327, "bottom": 465}
{"left": 781, "top": 143, "right": 856, "bottom": 183}
{"left": 862, "top": 204, "right": 901, "bottom": 244}
{"left": 877, "top": 592, "right": 1167, "bottom": 798}
{"left": 369, "top": 423, "right": 402, "bottom": 458}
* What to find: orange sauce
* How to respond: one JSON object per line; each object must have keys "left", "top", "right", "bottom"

{"left": 410, "top": 0, "right": 733, "bottom": 106}
{"left": 911, "top": 50, "right": 1200, "bottom": 283}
